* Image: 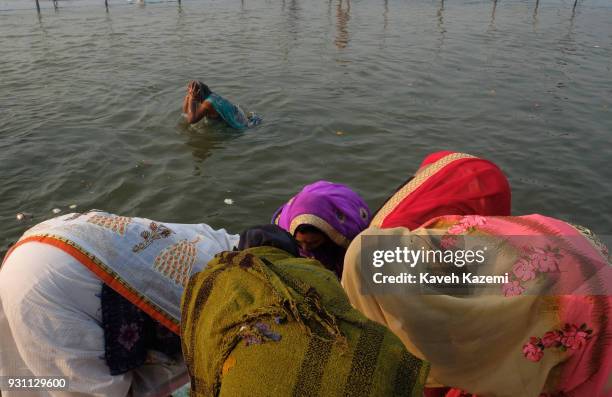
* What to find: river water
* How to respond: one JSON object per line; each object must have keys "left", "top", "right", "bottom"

{"left": 1, "top": 0, "right": 611, "bottom": 254}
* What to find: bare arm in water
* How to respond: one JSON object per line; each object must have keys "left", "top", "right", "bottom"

{"left": 183, "top": 81, "right": 219, "bottom": 124}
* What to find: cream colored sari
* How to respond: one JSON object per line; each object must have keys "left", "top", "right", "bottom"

{"left": 342, "top": 215, "right": 611, "bottom": 397}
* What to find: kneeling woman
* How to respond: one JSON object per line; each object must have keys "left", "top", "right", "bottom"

{"left": 342, "top": 153, "right": 611, "bottom": 397}
{"left": 181, "top": 225, "right": 429, "bottom": 397}
{"left": 0, "top": 210, "right": 238, "bottom": 396}
{"left": 272, "top": 180, "right": 371, "bottom": 278}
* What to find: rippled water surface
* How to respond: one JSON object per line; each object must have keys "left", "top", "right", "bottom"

{"left": 1, "top": 0, "right": 611, "bottom": 253}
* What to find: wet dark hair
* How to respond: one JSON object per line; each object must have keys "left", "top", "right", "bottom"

{"left": 196, "top": 81, "right": 212, "bottom": 101}
{"left": 295, "top": 224, "right": 325, "bottom": 236}
{"left": 295, "top": 224, "right": 335, "bottom": 247}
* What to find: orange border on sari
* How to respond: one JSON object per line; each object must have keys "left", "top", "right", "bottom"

{"left": 2, "top": 234, "right": 180, "bottom": 335}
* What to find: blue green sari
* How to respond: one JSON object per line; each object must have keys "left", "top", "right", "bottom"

{"left": 206, "top": 93, "right": 262, "bottom": 130}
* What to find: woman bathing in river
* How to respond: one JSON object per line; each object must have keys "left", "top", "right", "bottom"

{"left": 182, "top": 80, "right": 261, "bottom": 130}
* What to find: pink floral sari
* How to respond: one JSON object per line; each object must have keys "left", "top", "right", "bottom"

{"left": 342, "top": 214, "right": 612, "bottom": 397}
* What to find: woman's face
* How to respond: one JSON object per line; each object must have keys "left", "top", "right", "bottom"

{"left": 294, "top": 230, "right": 328, "bottom": 252}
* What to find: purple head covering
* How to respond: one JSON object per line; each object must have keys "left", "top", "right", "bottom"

{"left": 272, "top": 181, "right": 371, "bottom": 275}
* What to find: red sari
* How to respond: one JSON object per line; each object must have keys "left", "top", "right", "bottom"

{"left": 374, "top": 151, "right": 511, "bottom": 397}
{"left": 370, "top": 151, "right": 511, "bottom": 230}
{"left": 368, "top": 152, "right": 610, "bottom": 397}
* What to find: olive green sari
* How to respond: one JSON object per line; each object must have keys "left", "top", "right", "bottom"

{"left": 181, "top": 247, "right": 429, "bottom": 397}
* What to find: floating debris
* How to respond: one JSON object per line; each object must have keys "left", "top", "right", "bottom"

{"left": 52, "top": 208, "right": 62, "bottom": 214}
{"left": 224, "top": 198, "right": 234, "bottom": 205}
{"left": 16, "top": 212, "right": 32, "bottom": 221}
{"left": 336, "top": 130, "right": 345, "bottom": 136}
{"left": 136, "top": 160, "right": 152, "bottom": 168}
{"left": 69, "top": 204, "right": 78, "bottom": 209}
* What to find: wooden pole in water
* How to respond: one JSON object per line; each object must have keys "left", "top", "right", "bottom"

{"left": 573, "top": 0, "right": 578, "bottom": 9}
{"left": 105, "top": 0, "right": 108, "bottom": 8}
{"left": 35, "top": 0, "right": 40, "bottom": 12}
